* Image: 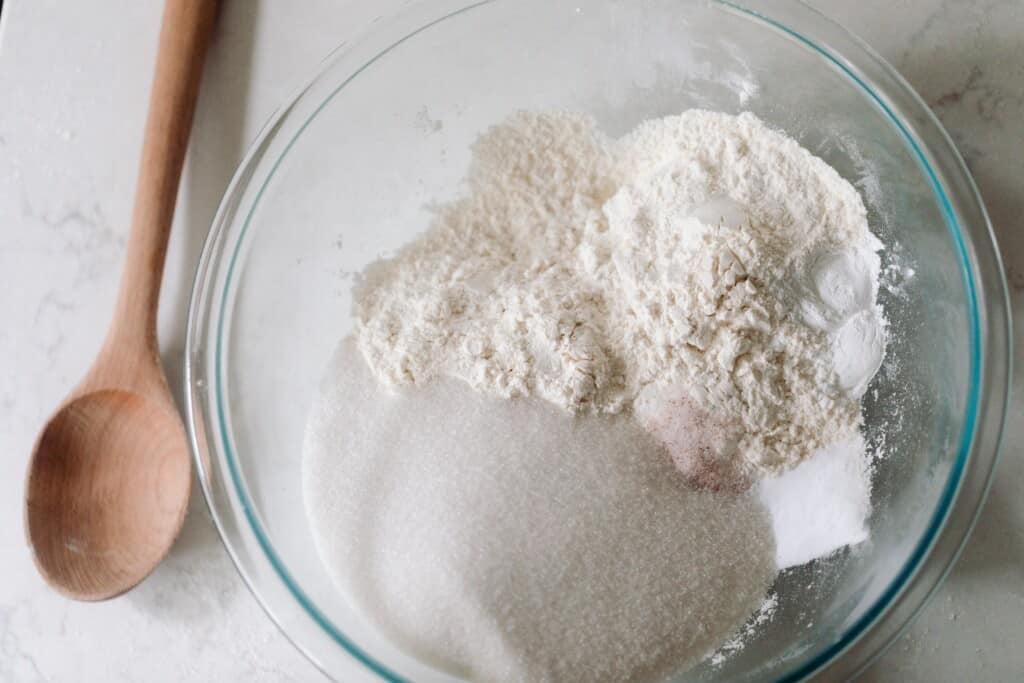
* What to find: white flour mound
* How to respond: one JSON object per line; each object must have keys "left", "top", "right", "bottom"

{"left": 304, "top": 342, "right": 776, "bottom": 683}
{"left": 355, "top": 110, "right": 884, "bottom": 475}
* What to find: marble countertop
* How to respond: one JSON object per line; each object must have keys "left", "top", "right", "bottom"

{"left": 1, "top": 1, "right": 1021, "bottom": 680}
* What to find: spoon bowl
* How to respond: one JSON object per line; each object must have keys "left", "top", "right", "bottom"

{"left": 26, "top": 390, "right": 192, "bottom": 600}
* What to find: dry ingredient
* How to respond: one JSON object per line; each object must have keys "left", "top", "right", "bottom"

{"left": 304, "top": 343, "right": 776, "bottom": 683}
{"left": 306, "top": 109, "right": 888, "bottom": 681}
{"left": 759, "top": 435, "right": 873, "bottom": 569}
{"left": 355, "top": 110, "right": 885, "bottom": 477}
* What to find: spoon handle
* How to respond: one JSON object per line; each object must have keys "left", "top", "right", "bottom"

{"left": 109, "top": 0, "right": 217, "bottom": 351}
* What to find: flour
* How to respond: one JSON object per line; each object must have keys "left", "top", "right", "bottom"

{"left": 710, "top": 592, "right": 779, "bottom": 667}
{"left": 355, "top": 110, "right": 885, "bottom": 475}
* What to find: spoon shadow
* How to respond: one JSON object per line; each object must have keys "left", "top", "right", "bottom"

{"left": 158, "top": 1, "right": 261, "bottom": 566}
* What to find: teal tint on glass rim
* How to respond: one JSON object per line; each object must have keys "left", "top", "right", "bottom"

{"left": 184, "top": 0, "right": 1011, "bottom": 681}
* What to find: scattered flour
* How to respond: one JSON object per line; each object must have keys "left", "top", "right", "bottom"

{"left": 304, "top": 342, "right": 777, "bottom": 683}
{"left": 354, "top": 110, "right": 885, "bottom": 476}
{"left": 710, "top": 592, "right": 780, "bottom": 667}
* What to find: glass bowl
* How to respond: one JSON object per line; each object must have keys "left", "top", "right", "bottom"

{"left": 184, "top": 0, "right": 1011, "bottom": 680}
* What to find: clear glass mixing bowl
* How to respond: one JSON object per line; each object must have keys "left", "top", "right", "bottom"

{"left": 185, "top": 0, "right": 1011, "bottom": 680}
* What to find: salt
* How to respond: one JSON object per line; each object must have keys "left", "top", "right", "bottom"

{"left": 304, "top": 341, "right": 777, "bottom": 682}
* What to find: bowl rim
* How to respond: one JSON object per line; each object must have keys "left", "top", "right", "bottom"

{"left": 184, "top": 1, "right": 1012, "bottom": 681}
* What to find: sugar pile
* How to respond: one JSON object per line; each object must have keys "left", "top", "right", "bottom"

{"left": 304, "top": 342, "right": 776, "bottom": 683}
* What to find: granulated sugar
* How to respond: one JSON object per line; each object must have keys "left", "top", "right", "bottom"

{"left": 304, "top": 342, "right": 777, "bottom": 683}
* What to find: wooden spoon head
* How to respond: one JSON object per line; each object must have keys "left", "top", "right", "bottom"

{"left": 25, "top": 389, "right": 192, "bottom": 601}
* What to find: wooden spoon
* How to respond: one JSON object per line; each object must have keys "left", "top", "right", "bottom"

{"left": 24, "top": 0, "right": 217, "bottom": 601}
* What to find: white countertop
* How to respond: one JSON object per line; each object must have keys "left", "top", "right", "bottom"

{"left": 1, "top": 1, "right": 1021, "bottom": 680}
